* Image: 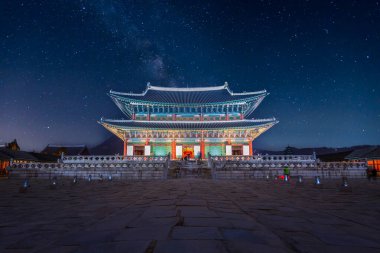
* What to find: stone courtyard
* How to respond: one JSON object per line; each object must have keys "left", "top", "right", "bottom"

{"left": 0, "top": 178, "right": 379, "bottom": 253}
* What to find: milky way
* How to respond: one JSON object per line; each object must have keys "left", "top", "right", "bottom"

{"left": 0, "top": 0, "right": 379, "bottom": 151}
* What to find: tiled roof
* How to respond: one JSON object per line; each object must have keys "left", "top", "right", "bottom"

{"left": 346, "top": 147, "right": 380, "bottom": 160}
{"left": 100, "top": 118, "right": 278, "bottom": 130}
{"left": 0, "top": 148, "right": 39, "bottom": 161}
{"left": 0, "top": 150, "right": 12, "bottom": 160}
{"left": 41, "top": 145, "right": 89, "bottom": 156}
{"left": 110, "top": 84, "right": 267, "bottom": 104}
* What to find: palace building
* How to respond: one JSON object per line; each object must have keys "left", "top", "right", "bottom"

{"left": 99, "top": 82, "right": 278, "bottom": 159}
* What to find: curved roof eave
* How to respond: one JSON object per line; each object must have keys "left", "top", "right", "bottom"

{"left": 109, "top": 91, "right": 268, "bottom": 106}
{"left": 109, "top": 83, "right": 267, "bottom": 99}
{"left": 99, "top": 118, "right": 278, "bottom": 131}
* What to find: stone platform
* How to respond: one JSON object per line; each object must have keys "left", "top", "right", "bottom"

{"left": 1, "top": 178, "right": 379, "bottom": 253}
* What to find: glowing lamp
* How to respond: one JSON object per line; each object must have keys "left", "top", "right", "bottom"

{"left": 23, "top": 178, "right": 30, "bottom": 188}
{"left": 19, "top": 178, "right": 30, "bottom": 193}
{"left": 50, "top": 176, "right": 58, "bottom": 189}
{"left": 340, "top": 176, "right": 352, "bottom": 192}
{"left": 314, "top": 176, "right": 321, "bottom": 185}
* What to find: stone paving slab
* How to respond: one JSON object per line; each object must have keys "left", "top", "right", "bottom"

{"left": 0, "top": 178, "right": 379, "bottom": 253}
{"left": 171, "top": 226, "right": 223, "bottom": 240}
{"left": 155, "top": 240, "right": 228, "bottom": 253}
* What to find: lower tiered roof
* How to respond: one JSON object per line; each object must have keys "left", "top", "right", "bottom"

{"left": 100, "top": 118, "right": 278, "bottom": 130}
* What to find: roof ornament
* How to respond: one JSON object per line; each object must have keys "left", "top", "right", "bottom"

{"left": 147, "top": 82, "right": 151, "bottom": 88}
{"left": 224, "top": 81, "right": 229, "bottom": 88}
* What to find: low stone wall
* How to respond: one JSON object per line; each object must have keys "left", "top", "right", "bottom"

{"left": 211, "top": 162, "right": 367, "bottom": 179}
{"left": 8, "top": 162, "right": 168, "bottom": 180}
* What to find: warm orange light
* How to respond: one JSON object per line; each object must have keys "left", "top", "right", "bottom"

{"left": 367, "top": 160, "right": 380, "bottom": 170}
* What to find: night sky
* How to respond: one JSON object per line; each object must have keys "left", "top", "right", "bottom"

{"left": 1, "top": 0, "right": 379, "bottom": 151}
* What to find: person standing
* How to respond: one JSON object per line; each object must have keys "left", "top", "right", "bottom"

{"left": 366, "top": 167, "right": 372, "bottom": 181}
{"left": 372, "top": 167, "right": 377, "bottom": 181}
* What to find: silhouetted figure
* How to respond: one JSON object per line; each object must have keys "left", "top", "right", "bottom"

{"left": 366, "top": 167, "right": 372, "bottom": 181}
{"left": 372, "top": 168, "right": 377, "bottom": 180}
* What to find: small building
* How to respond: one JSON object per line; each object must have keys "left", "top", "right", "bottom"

{"left": 41, "top": 145, "right": 90, "bottom": 156}
{"left": 0, "top": 140, "right": 63, "bottom": 174}
{"left": 1, "top": 139, "right": 20, "bottom": 151}
{"left": 0, "top": 148, "right": 40, "bottom": 174}
{"left": 346, "top": 146, "right": 380, "bottom": 173}
{"left": 0, "top": 139, "right": 32, "bottom": 173}
{"left": 0, "top": 151, "right": 11, "bottom": 173}
{"left": 283, "top": 146, "right": 295, "bottom": 155}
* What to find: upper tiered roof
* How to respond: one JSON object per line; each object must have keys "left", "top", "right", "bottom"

{"left": 109, "top": 82, "right": 267, "bottom": 105}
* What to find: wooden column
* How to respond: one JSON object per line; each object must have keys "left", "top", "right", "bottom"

{"left": 248, "top": 138, "right": 253, "bottom": 156}
{"left": 123, "top": 138, "right": 128, "bottom": 157}
{"left": 172, "top": 114, "right": 176, "bottom": 121}
{"left": 240, "top": 113, "right": 244, "bottom": 120}
{"left": 200, "top": 131, "right": 205, "bottom": 159}
{"left": 171, "top": 139, "right": 176, "bottom": 160}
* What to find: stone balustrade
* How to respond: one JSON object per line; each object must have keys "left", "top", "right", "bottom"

{"left": 61, "top": 155, "right": 168, "bottom": 163}
{"left": 8, "top": 155, "right": 170, "bottom": 180}
{"left": 211, "top": 154, "right": 316, "bottom": 162}
{"left": 7, "top": 154, "right": 367, "bottom": 180}
{"left": 210, "top": 159, "right": 367, "bottom": 179}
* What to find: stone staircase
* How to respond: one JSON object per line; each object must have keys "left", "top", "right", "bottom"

{"left": 168, "top": 160, "right": 211, "bottom": 179}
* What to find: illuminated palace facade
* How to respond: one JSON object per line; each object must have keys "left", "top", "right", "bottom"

{"left": 99, "top": 82, "right": 278, "bottom": 159}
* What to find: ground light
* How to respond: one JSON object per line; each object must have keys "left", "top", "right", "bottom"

{"left": 340, "top": 176, "right": 352, "bottom": 192}
{"left": 50, "top": 176, "right": 57, "bottom": 189}
{"left": 314, "top": 176, "right": 323, "bottom": 188}
{"left": 72, "top": 175, "right": 78, "bottom": 185}
{"left": 19, "top": 177, "right": 30, "bottom": 193}
{"left": 297, "top": 175, "right": 303, "bottom": 185}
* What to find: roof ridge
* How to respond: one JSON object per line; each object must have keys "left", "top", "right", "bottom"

{"left": 101, "top": 118, "right": 277, "bottom": 124}
{"left": 148, "top": 85, "right": 226, "bottom": 92}
{"left": 47, "top": 144, "right": 86, "bottom": 147}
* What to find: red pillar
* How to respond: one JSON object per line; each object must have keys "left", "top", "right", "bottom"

{"left": 132, "top": 113, "right": 136, "bottom": 120}
{"left": 200, "top": 139, "right": 205, "bottom": 159}
{"left": 172, "top": 114, "right": 176, "bottom": 121}
{"left": 123, "top": 139, "right": 128, "bottom": 157}
{"left": 240, "top": 113, "right": 244, "bottom": 120}
{"left": 248, "top": 138, "right": 253, "bottom": 156}
{"left": 171, "top": 139, "right": 176, "bottom": 159}
{"left": 200, "top": 114, "right": 203, "bottom": 121}
{"left": 147, "top": 113, "right": 150, "bottom": 121}
{"left": 226, "top": 113, "right": 229, "bottom": 120}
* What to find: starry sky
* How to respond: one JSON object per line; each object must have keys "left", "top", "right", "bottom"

{"left": 1, "top": 0, "right": 379, "bottom": 151}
